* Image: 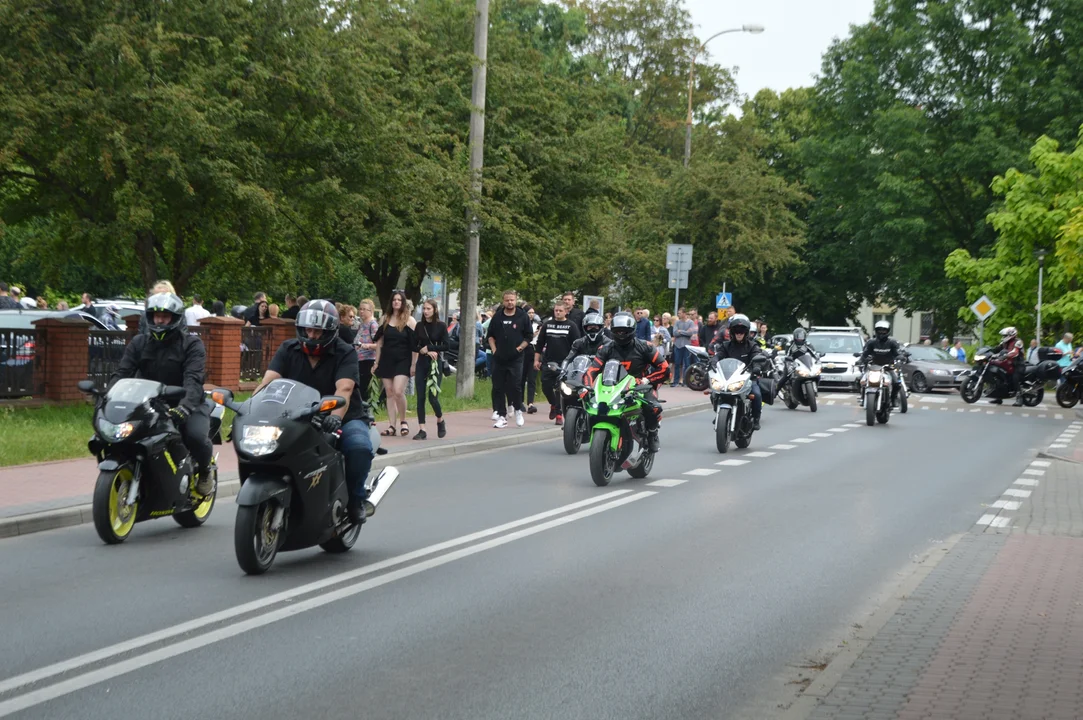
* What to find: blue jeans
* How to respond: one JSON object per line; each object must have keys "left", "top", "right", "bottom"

{"left": 749, "top": 380, "right": 762, "bottom": 420}
{"left": 340, "top": 419, "right": 374, "bottom": 503}
{"left": 672, "top": 346, "right": 690, "bottom": 385}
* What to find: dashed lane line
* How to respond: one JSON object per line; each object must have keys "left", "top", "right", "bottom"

{"left": 1014, "top": 478, "right": 1040, "bottom": 487}
{"left": 683, "top": 468, "right": 721, "bottom": 476}
{"left": 770, "top": 444, "right": 797, "bottom": 450}
{"left": 809, "top": 432, "right": 834, "bottom": 438}
{"left": 743, "top": 451, "right": 776, "bottom": 458}
{"left": 1031, "top": 460, "right": 1051, "bottom": 467}
{"left": 826, "top": 428, "right": 849, "bottom": 432}
{"left": 791, "top": 438, "right": 817, "bottom": 444}
{"left": 715, "top": 459, "right": 750, "bottom": 467}
{"left": 992, "top": 500, "right": 1022, "bottom": 510}
{"left": 1003, "top": 488, "right": 1032, "bottom": 498}
{"left": 646, "top": 479, "right": 688, "bottom": 488}
{"left": 1022, "top": 469, "right": 1046, "bottom": 476}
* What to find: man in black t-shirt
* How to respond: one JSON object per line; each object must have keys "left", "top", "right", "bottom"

{"left": 562, "top": 292, "right": 585, "bottom": 331}
{"left": 486, "top": 290, "right": 532, "bottom": 428}
{"left": 534, "top": 304, "right": 581, "bottom": 425}
{"left": 255, "top": 300, "right": 374, "bottom": 524}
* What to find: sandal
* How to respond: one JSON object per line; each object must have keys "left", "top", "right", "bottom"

{"left": 381, "top": 426, "right": 396, "bottom": 437}
{"left": 399, "top": 422, "right": 409, "bottom": 437}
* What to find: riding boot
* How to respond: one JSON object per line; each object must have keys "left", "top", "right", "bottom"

{"left": 647, "top": 430, "right": 660, "bottom": 452}
{"left": 194, "top": 467, "right": 215, "bottom": 495}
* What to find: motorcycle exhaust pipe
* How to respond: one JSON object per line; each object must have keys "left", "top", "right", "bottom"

{"left": 362, "top": 466, "right": 400, "bottom": 517}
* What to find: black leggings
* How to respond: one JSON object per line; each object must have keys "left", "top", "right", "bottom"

{"left": 415, "top": 356, "right": 443, "bottom": 424}
{"left": 182, "top": 409, "right": 213, "bottom": 472}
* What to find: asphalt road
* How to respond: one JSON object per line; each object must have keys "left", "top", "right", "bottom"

{"left": 0, "top": 399, "right": 1071, "bottom": 719}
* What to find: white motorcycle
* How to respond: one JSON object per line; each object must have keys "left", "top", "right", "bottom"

{"left": 709, "top": 357, "right": 773, "bottom": 453}
{"left": 860, "top": 363, "right": 907, "bottom": 425}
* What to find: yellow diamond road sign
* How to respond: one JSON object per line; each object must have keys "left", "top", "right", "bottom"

{"left": 970, "top": 295, "right": 996, "bottom": 321}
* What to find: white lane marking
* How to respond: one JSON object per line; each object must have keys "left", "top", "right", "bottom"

{"left": 1050, "top": 444, "right": 1068, "bottom": 449}
{"left": 824, "top": 394, "right": 852, "bottom": 399}
{"left": 1003, "top": 488, "right": 1032, "bottom": 498}
{"left": 940, "top": 407, "right": 947, "bottom": 411}
{"left": 1005, "top": 411, "right": 1013, "bottom": 416}
{"left": 826, "top": 400, "right": 836, "bottom": 405}
{"left": 971, "top": 409, "right": 981, "bottom": 413}
{"left": 647, "top": 478, "right": 688, "bottom": 488}
{"left": 0, "top": 491, "right": 656, "bottom": 716}
{"left": 1015, "top": 478, "right": 1040, "bottom": 486}
{"left": 1039, "top": 414, "right": 1047, "bottom": 418}
{"left": 1023, "top": 469, "right": 1046, "bottom": 476}
{"left": 922, "top": 406, "right": 931, "bottom": 411}
{"left": 920, "top": 396, "right": 948, "bottom": 403}
{"left": 743, "top": 451, "right": 775, "bottom": 458}
{"left": 957, "top": 408, "right": 965, "bottom": 413}
{"left": 977, "top": 514, "right": 996, "bottom": 525}
{"left": 1022, "top": 413, "right": 1030, "bottom": 417}
{"left": 1030, "top": 460, "right": 1051, "bottom": 467}
{"left": 991, "top": 516, "right": 1012, "bottom": 528}
{"left": 992, "top": 500, "right": 1022, "bottom": 510}
{"left": 986, "top": 411, "right": 995, "bottom": 414}
{"left": 715, "top": 459, "right": 750, "bottom": 467}
{"left": 1055, "top": 413, "right": 1064, "bottom": 420}
{"left": 826, "top": 428, "right": 849, "bottom": 432}
{"left": 684, "top": 468, "right": 721, "bottom": 476}
{"left": 0, "top": 490, "right": 633, "bottom": 697}
{"left": 770, "top": 444, "right": 797, "bottom": 450}
{"left": 791, "top": 438, "right": 817, "bottom": 443}
{"left": 809, "top": 432, "right": 834, "bottom": 438}
{"left": 843, "top": 423, "right": 862, "bottom": 428}
{"left": 1063, "top": 427, "right": 1079, "bottom": 433}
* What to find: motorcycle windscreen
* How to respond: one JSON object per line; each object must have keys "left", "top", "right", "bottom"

{"left": 716, "top": 357, "right": 744, "bottom": 381}
{"left": 103, "top": 378, "right": 165, "bottom": 423}
{"left": 568, "top": 355, "right": 593, "bottom": 376}
{"left": 601, "top": 359, "right": 627, "bottom": 386}
{"left": 796, "top": 354, "right": 815, "bottom": 370}
{"left": 249, "top": 378, "right": 321, "bottom": 417}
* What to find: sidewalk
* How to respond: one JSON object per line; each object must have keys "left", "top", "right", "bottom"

{"left": 787, "top": 414, "right": 1083, "bottom": 720}
{"left": 0, "top": 385, "right": 709, "bottom": 536}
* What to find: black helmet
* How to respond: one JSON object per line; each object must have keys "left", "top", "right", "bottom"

{"left": 793, "top": 327, "right": 807, "bottom": 346}
{"left": 874, "top": 319, "right": 890, "bottom": 340}
{"left": 610, "top": 311, "right": 636, "bottom": 347}
{"left": 728, "top": 314, "right": 751, "bottom": 339}
{"left": 145, "top": 293, "right": 185, "bottom": 342}
{"left": 583, "top": 312, "right": 604, "bottom": 343}
{"left": 296, "top": 300, "right": 340, "bottom": 356}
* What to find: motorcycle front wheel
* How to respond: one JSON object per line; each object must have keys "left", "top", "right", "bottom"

{"left": 235, "top": 501, "right": 281, "bottom": 575}
{"left": 563, "top": 407, "right": 583, "bottom": 455}
{"left": 899, "top": 390, "right": 908, "bottom": 414}
{"left": 866, "top": 394, "right": 877, "bottom": 426}
{"left": 589, "top": 430, "right": 615, "bottom": 487}
{"left": 807, "top": 383, "right": 817, "bottom": 412}
{"left": 1056, "top": 382, "right": 1080, "bottom": 409}
{"left": 960, "top": 377, "right": 982, "bottom": 403}
{"left": 92, "top": 465, "right": 138, "bottom": 545}
{"left": 1022, "top": 386, "right": 1045, "bottom": 407}
{"left": 684, "top": 364, "right": 709, "bottom": 392}
{"left": 715, "top": 407, "right": 731, "bottom": 453}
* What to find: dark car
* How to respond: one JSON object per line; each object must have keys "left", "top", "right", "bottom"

{"left": 901, "top": 344, "right": 969, "bottom": 393}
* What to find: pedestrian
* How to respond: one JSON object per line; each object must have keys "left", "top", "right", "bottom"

{"left": 184, "top": 294, "right": 211, "bottom": 327}
{"left": 1026, "top": 338, "right": 1039, "bottom": 364}
{"left": 952, "top": 340, "right": 966, "bottom": 362}
{"left": 486, "top": 289, "right": 532, "bottom": 428}
{"left": 534, "top": 303, "right": 581, "bottom": 425}
{"left": 36, "top": 296, "right": 48, "bottom": 309}
{"left": 281, "top": 293, "right": 300, "bottom": 320}
{"left": 562, "top": 292, "right": 585, "bottom": 330}
{"left": 0, "top": 282, "right": 19, "bottom": 310}
{"left": 355, "top": 299, "right": 380, "bottom": 402}
{"left": 635, "top": 308, "right": 652, "bottom": 341}
{"left": 243, "top": 292, "right": 267, "bottom": 325}
{"left": 519, "top": 305, "right": 541, "bottom": 414}
{"left": 413, "top": 299, "right": 449, "bottom": 440}
{"left": 373, "top": 290, "right": 417, "bottom": 438}
{"left": 55, "top": 300, "right": 69, "bottom": 310}
{"left": 699, "top": 312, "right": 720, "bottom": 348}
{"left": 671, "top": 308, "right": 695, "bottom": 387}
{"left": 268, "top": 303, "right": 280, "bottom": 318}
{"left": 1055, "top": 333, "right": 1074, "bottom": 369}
{"left": 337, "top": 304, "right": 358, "bottom": 345}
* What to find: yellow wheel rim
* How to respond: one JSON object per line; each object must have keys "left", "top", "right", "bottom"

{"left": 108, "top": 468, "right": 137, "bottom": 538}
{"left": 192, "top": 488, "right": 215, "bottom": 519}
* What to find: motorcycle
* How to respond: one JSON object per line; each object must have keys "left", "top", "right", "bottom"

{"left": 583, "top": 359, "right": 657, "bottom": 487}
{"left": 557, "top": 355, "right": 594, "bottom": 454}
{"left": 959, "top": 346, "right": 1061, "bottom": 407}
{"left": 781, "top": 352, "right": 821, "bottom": 412}
{"left": 211, "top": 379, "right": 399, "bottom": 575}
{"left": 683, "top": 345, "right": 711, "bottom": 391}
{"left": 77, "top": 378, "right": 224, "bottom": 544}
{"left": 1056, "top": 354, "right": 1083, "bottom": 409}
{"left": 709, "top": 356, "right": 773, "bottom": 453}
{"left": 859, "top": 364, "right": 898, "bottom": 426}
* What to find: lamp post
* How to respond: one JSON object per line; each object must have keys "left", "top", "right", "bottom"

{"left": 684, "top": 24, "right": 764, "bottom": 168}
{"left": 1035, "top": 248, "right": 1048, "bottom": 347}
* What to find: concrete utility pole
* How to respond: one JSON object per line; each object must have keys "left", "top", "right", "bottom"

{"left": 457, "top": 0, "right": 489, "bottom": 399}
{"left": 1035, "top": 248, "right": 1047, "bottom": 347}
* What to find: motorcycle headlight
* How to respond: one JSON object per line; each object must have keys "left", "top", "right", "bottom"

{"left": 727, "top": 380, "right": 746, "bottom": 392}
{"left": 796, "top": 367, "right": 810, "bottom": 377}
{"left": 97, "top": 418, "right": 134, "bottom": 441}
{"left": 560, "top": 382, "right": 573, "bottom": 395}
{"left": 811, "top": 366, "right": 821, "bottom": 376}
{"left": 974, "top": 354, "right": 986, "bottom": 362}
{"left": 867, "top": 370, "right": 882, "bottom": 384}
{"left": 710, "top": 377, "right": 724, "bottom": 391}
{"left": 239, "top": 425, "right": 283, "bottom": 456}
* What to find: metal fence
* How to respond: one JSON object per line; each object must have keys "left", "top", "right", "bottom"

{"left": 240, "top": 326, "right": 271, "bottom": 383}
{"left": 0, "top": 328, "right": 39, "bottom": 398}
{"left": 86, "top": 330, "right": 130, "bottom": 389}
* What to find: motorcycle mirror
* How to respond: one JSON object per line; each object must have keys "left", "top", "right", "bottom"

{"left": 319, "top": 396, "right": 346, "bottom": 413}
{"left": 210, "top": 388, "right": 234, "bottom": 406}
{"left": 77, "top": 379, "right": 100, "bottom": 396}
{"left": 853, "top": 352, "right": 861, "bottom": 358}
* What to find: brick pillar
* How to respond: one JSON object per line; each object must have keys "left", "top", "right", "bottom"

{"left": 121, "top": 311, "right": 143, "bottom": 344}
{"left": 260, "top": 318, "right": 295, "bottom": 360}
{"left": 199, "top": 316, "right": 243, "bottom": 392}
{"left": 33, "top": 317, "right": 91, "bottom": 403}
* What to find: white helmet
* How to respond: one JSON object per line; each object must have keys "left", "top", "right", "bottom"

{"left": 999, "top": 326, "right": 1017, "bottom": 340}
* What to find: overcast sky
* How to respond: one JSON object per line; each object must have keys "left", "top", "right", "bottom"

{"left": 684, "top": 0, "right": 876, "bottom": 100}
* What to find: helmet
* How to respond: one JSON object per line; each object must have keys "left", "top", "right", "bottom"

{"left": 583, "top": 312, "right": 604, "bottom": 343}
{"left": 145, "top": 293, "right": 185, "bottom": 342}
{"left": 610, "top": 312, "right": 636, "bottom": 347}
{"left": 728, "top": 314, "right": 751, "bottom": 339}
{"left": 296, "top": 300, "right": 340, "bottom": 356}
{"left": 793, "top": 327, "right": 807, "bottom": 346}
{"left": 999, "top": 326, "right": 1017, "bottom": 341}
{"left": 874, "top": 320, "right": 890, "bottom": 340}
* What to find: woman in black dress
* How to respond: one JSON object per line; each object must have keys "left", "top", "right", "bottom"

{"left": 413, "top": 299, "right": 449, "bottom": 440}
{"left": 373, "top": 290, "right": 417, "bottom": 437}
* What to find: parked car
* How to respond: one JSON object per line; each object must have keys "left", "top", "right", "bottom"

{"left": 900, "top": 344, "right": 969, "bottom": 392}
{"left": 807, "top": 326, "right": 867, "bottom": 391}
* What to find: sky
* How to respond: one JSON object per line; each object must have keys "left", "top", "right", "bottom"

{"left": 684, "top": 0, "right": 876, "bottom": 100}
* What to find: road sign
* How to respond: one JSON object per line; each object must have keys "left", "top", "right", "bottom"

{"left": 715, "top": 292, "right": 732, "bottom": 310}
{"left": 970, "top": 295, "right": 996, "bottom": 321}
{"left": 665, "top": 244, "right": 693, "bottom": 268}
{"left": 668, "top": 270, "right": 688, "bottom": 290}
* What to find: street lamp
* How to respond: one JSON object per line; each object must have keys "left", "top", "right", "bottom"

{"left": 684, "top": 24, "right": 765, "bottom": 168}
{"left": 1035, "top": 248, "right": 1048, "bottom": 347}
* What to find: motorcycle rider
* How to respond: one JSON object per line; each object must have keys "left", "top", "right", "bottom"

{"left": 990, "top": 326, "right": 1025, "bottom": 406}
{"left": 110, "top": 293, "right": 214, "bottom": 495}
{"left": 534, "top": 303, "right": 581, "bottom": 425}
{"left": 563, "top": 312, "right": 611, "bottom": 364}
{"left": 254, "top": 300, "right": 375, "bottom": 525}
{"left": 857, "top": 320, "right": 902, "bottom": 408}
{"left": 710, "top": 314, "right": 767, "bottom": 430}
{"left": 583, "top": 312, "right": 669, "bottom": 451}
{"left": 787, "top": 327, "right": 819, "bottom": 360}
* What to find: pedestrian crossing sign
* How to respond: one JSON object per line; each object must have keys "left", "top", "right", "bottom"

{"left": 716, "top": 292, "right": 732, "bottom": 310}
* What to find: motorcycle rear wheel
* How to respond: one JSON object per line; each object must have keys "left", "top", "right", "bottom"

{"left": 715, "top": 408, "right": 731, "bottom": 453}
{"left": 589, "top": 430, "right": 615, "bottom": 487}
{"left": 320, "top": 522, "right": 362, "bottom": 554}
{"left": 1022, "top": 387, "right": 1045, "bottom": 407}
{"left": 784, "top": 389, "right": 798, "bottom": 410}
{"left": 1056, "top": 383, "right": 1080, "bottom": 409}
{"left": 627, "top": 449, "right": 655, "bottom": 479}
{"left": 174, "top": 466, "right": 217, "bottom": 528}
{"left": 235, "top": 501, "right": 280, "bottom": 575}
{"left": 684, "top": 364, "right": 709, "bottom": 392}
{"left": 563, "top": 408, "right": 583, "bottom": 455}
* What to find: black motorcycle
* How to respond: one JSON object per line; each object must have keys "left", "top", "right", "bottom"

{"left": 781, "top": 352, "right": 821, "bottom": 412}
{"left": 557, "top": 356, "right": 594, "bottom": 454}
{"left": 212, "top": 379, "right": 399, "bottom": 575}
{"left": 959, "top": 346, "right": 1061, "bottom": 406}
{"left": 1056, "top": 353, "right": 1082, "bottom": 409}
{"left": 77, "top": 378, "right": 224, "bottom": 544}
{"left": 683, "top": 345, "right": 711, "bottom": 391}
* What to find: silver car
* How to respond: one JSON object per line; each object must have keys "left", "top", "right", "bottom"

{"left": 807, "top": 330, "right": 866, "bottom": 390}
{"left": 901, "top": 344, "right": 968, "bottom": 392}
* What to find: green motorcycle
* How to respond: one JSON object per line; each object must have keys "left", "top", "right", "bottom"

{"left": 583, "top": 359, "right": 657, "bottom": 487}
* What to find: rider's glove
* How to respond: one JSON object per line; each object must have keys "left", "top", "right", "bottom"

{"left": 319, "top": 414, "right": 343, "bottom": 434}
{"left": 168, "top": 406, "right": 191, "bottom": 423}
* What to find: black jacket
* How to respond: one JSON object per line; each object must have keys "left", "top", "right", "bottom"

{"left": 787, "top": 344, "right": 819, "bottom": 361}
{"left": 564, "top": 334, "right": 612, "bottom": 365}
{"left": 537, "top": 319, "right": 581, "bottom": 364}
{"left": 111, "top": 332, "right": 207, "bottom": 412}
{"left": 713, "top": 338, "right": 764, "bottom": 371}
{"left": 587, "top": 339, "right": 669, "bottom": 385}
{"left": 858, "top": 337, "right": 901, "bottom": 367}
{"left": 415, "top": 320, "right": 450, "bottom": 355}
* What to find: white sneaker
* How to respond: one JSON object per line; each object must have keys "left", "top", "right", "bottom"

{"left": 494, "top": 416, "right": 508, "bottom": 428}
{"left": 491, "top": 411, "right": 499, "bottom": 421}
{"left": 515, "top": 410, "right": 525, "bottom": 427}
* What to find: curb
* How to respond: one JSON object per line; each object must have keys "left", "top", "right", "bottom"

{"left": 0, "top": 400, "right": 710, "bottom": 540}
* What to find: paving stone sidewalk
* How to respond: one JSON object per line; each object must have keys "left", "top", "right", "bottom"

{"left": 795, "top": 416, "right": 1083, "bottom": 720}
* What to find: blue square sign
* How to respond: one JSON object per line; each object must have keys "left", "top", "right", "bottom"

{"left": 715, "top": 292, "right": 732, "bottom": 310}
